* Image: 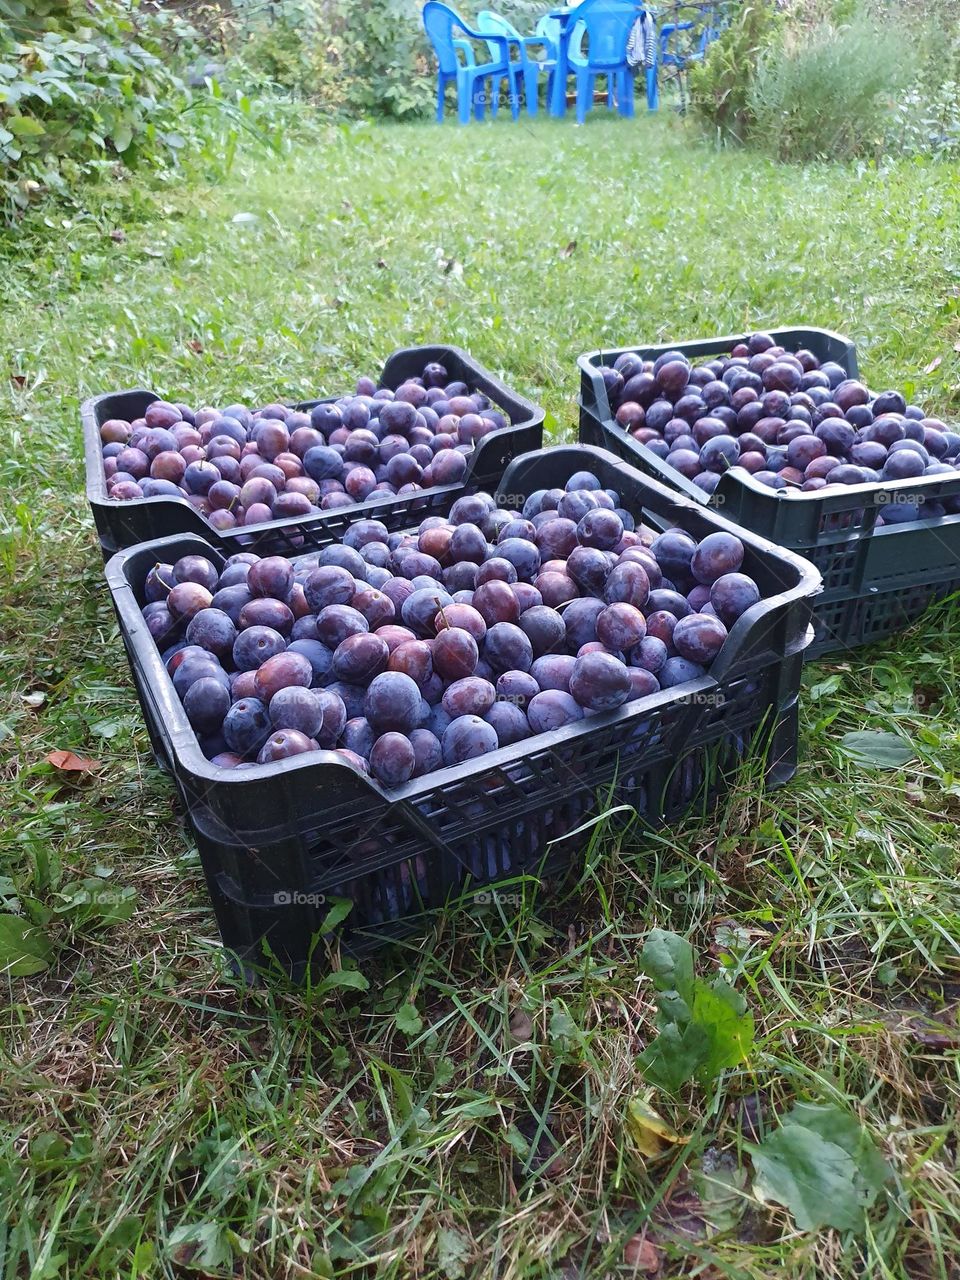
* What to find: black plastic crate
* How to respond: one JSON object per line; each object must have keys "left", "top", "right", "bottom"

{"left": 83, "top": 345, "right": 544, "bottom": 559}
{"left": 105, "top": 445, "right": 821, "bottom": 978}
{"left": 578, "top": 327, "right": 960, "bottom": 657}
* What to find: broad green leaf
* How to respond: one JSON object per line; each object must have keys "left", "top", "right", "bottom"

{"left": 29, "top": 1132, "right": 68, "bottom": 1163}
{"left": 637, "top": 1021, "right": 708, "bottom": 1093}
{"left": 751, "top": 1104, "right": 890, "bottom": 1233}
{"left": 752, "top": 1125, "right": 862, "bottom": 1231}
{"left": 839, "top": 731, "right": 915, "bottom": 769}
{"left": 7, "top": 115, "right": 46, "bottom": 137}
{"left": 167, "top": 1221, "right": 233, "bottom": 1274}
{"left": 394, "top": 1003, "right": 422, "bottom": 1036}
{"left": 783, "top": 1103, "right": 889, "bottom": 1196}
{"left": 692, "top": 1156, "right": 748, "bottom": 1235}
{"left": 315, "top": 968, "right": 369, "bottom": 996}
{"left": 638, "top": 929, "right": 696, "bottom": 1005}
{"left": 436, "top": 1226, "right": 471, "bottom": 1279}
{"left": 636, "top": 932, "right": 753, "bottom": 1093}
{"left": 320, "top": 896, "right": 353, "bottom": 934}
{"left": 809, "top": 674, "right": 841, "bottom": 701}
{"left": 0, "top": 913, "right": 51, "bottom": 975}
{"left": 690, "top": 977, "right": 754, "bottom": 1083}
{"left": 548, "top": 1005, "right": 577, "bottom": 1044}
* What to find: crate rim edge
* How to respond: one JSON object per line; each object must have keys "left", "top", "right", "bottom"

{"left": 82, "top": 343, "right": 546, "bottom": 529}
{"left": 105, "top": 443, "right": 821, "bottom": 803}
{"left": 582, "top": 399, "right": 960, "bottom": 512}
{"left": 578, "top": 332, "right": 960, "bottom": 511}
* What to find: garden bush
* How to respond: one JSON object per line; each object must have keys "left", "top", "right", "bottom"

{"left": 746, "top": 18, "right": 913, "bottom": 162}
{"left": 228, "top": 0, "right": 432, "bottom": 121}
{"left": 688, "top": 0, "right": 783, "bottom": 143}
{"left": 0, "top": 0, "right": 194, "bottom": 218}
{"left": 883, "top": 0, "right": 960, "bottom": 159}
{"left": 336, "top": 0, "right": 433, "bottom": 121}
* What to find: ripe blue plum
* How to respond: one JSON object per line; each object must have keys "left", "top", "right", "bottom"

{"left": 710, "top": 573, "right": 761, "bottom": 626}
{"left": 531, "top": 654, "right": 576, "bottom": 693}
{"left": 247, "top": 556, "right": 294, "bottom": 600}
{"left": 496, "top": 670, "right": 540, "bottom": 707}
{"left": 576, "top": 509, "right": 623, "bottom": 551}
{"left": 286, "top": 638, "right": 333, "bottom": 683}
{"left": 569, "top": 652, "right": 631, "bottom": 711}
{"left": 534, "top": 571, "right": 578, "bottom": 608}
{"left": 473, "top": 579, "right": 520, "bottom": 626}
{"left": 342, "top": 717, "right": 376, "bottom": 757}
{"left": 238, "top": 598, "right": 294, "bottom": 635}
{"left": 690, "top": 532, "right": 745, "bottom": 585}
{"left": 604, "top": 561, "right": 650, "bottom": 609}
{"left": 519, "top": 605, "right": 566, "bottom": 656}
{"left": 315, "top": 690, "right": 348, "bottom": 746}
{"left": 167, "top": 582, "right": 213, "bottom": 621}
{"left": 596, "top": 603, "right": 646, "bottom": 651}
{"left": 409, "top": 728, "right": 443, "bottom": 776}
{"left": 432, "top": 627, "right": 478, "bottom": 680}
{"left": 631, "top": 635, "right": 669, "bottom": 673}
{"left": 185, "top": 607, "right": 237, "bottom": 659}
{"left": 441, "top": 715, "right": 499, "bottom": 765}
{"left": 388, "top": 639, "right": 435, "bottom": 687}
{"left": 673, "top": 613, "right": 728, "bottom": 663}
{"left": 223, "top": 697, "right": 271, "bottom": 755}
{"left": 257, "top": 730, "right": 316, "bottom": 763}
{"left": 211, "top": 584, "right": 252, "bottom": 625}
{"left": 233, "top": 625, "right": 286, "bottom": 670}
{"left": 316, "top": 604, "right": 369, "bottom": 648}
{"left": 183, "top": 676, "right": 230, "bottom": 733}
{"left": 564, "top": 598, "right": 605, "bottom": 650}
{"left": 567, "top": 545, "right": 613, "bottom": 595}
{"left": 527, "top": 690, "right": 584, "bottom": 733}
{"left": 144, "top": 563, "right": 176, "bottom": 602}
{"left": 332, "top": 632, "right": 390, "bottom": 682}
{"left": 534, "top": 517, "right": 578, "bottom": 560}
{"left": 253, "top": 651, "right": 313, "bottom": 703}
{"left": 484, "top": 622, "right": 533, "bottom": 673}
{"left": 626, "top": 668, "right": 660, "bottom": 699}
{"left": 402, "top": 586, "right": 454, "bottom": 636}
{"left": 269, "top": 686, "right": 325, "bottom": 737}
{"left": 442, "top": 677, "right": 497, "bottom": 719}
{"left": 365, "top": 671, "right": 423, "bottom": 734}
{"left": 484, "top": 701, "right": 531, "bottom": 746}
{"left": 659, "top": 657, "right": 707, "bottom": 687}
{"left": 370, "top": 733, "right": 417, "bottom": 786}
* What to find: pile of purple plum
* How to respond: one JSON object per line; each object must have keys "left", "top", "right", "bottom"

{"left": 141, "top": 470, "right": 767, "bottom": 787}
{"left": 99, "top": 360, "right": 510, "bottom": 529}
{"left": 597, "top": 333, "right": 960, "bottom": 522}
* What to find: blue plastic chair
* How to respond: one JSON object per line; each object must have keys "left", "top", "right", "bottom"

{"left": 423, "top": 1, "right": 519, "bottom": 124}
{"left": 564, "top": 0, "right": 637, "bottom": 125}
{"left": 476, "top": 10, "right": 558, "bottom": 116}
{"left": 657, "top": 4, "right": 721, "bottom": 111}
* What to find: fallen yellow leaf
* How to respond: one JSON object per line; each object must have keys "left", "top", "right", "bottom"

{"left": 626, "top": 1096, "right": 687, "bottom": 1158}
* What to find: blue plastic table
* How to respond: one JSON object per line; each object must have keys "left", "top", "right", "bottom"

{"left": 547, "top": 6, "right": 580, "bottom": 117}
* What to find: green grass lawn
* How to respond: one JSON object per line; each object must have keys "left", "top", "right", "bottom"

{"left": 2, "top": 113, "right": 960, "bottom": 1279}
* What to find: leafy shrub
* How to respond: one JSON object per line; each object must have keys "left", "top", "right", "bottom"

{"left": 884, "top": 0, "right": 960, "bottom": 159}
{"left": 0, "top": 0, "right": 294, "bottom": 225}
{"left": 746, "top": 18, "right": 914, "bottom": 161}
{"left": 337, "top": 0, "right": 433, "bottom": 121}
{"left": 689, "top": 1, "right": 783, "bottom": 142}
{"left": 890, "top": 77, "right": 960, "bottom": 159}
{"left": 0, "top": 4, "right": 192, "bottom": 219}
{"left": 229, "top": 0, "right": 345, "bottom": 106}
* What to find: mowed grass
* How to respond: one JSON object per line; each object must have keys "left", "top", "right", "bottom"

{"left": 1, "top": 113, "right": 960, "bottom": 1279}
